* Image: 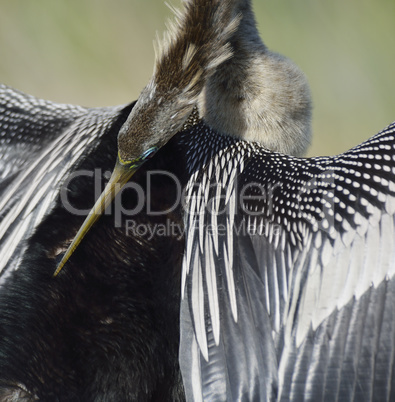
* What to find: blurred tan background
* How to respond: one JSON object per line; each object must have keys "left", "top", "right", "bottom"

{"left": 0, "top": 0, "right": 394, "bottom": 156}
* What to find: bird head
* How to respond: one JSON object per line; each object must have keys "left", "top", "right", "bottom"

{"left": 54, "top": 0, "right": 240, "bottom": 276}
{"left": 117, "top": 80, "right": 196, "bottom": 164}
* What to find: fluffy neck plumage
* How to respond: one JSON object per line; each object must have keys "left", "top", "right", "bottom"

{"left": 199, "top": 0, "right": 312, "bottom": 156}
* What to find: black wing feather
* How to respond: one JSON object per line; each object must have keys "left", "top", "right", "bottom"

{"left": 180, "top": 121, "right": 395, "bottom": 401}
{"left": 0, "top": 84, "right": 133, "bottom": 278}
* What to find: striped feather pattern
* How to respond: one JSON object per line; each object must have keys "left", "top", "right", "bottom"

{"left": 179, "top": 120, "right": 395, "bottom": 401}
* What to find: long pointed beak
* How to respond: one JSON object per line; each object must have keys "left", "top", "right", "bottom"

{"left": 53, "top": 157, "right": 139, "bottom": 276}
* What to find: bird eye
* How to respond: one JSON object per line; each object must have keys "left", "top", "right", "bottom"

{"left": 140, "top": 146, "right": 158, "bottom": 161}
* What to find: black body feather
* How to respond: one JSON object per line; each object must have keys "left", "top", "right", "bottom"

{"left": 0, "top": 89, "right": 187, "bottom": 400}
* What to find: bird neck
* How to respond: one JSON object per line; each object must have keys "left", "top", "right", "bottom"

{"left": 199, "top": 0, "right": 312, "bottom": 157}
{"left": 232, "top": 0, "right": 264, "bottom": 50}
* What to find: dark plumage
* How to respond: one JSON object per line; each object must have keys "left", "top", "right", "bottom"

{"left": 1, "top": 0, "right": 395, "bottom": 401}
{"left": 0, "top": 92, "right": 187, "bottom": 400}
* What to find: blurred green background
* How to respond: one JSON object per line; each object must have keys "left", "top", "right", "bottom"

{"left": 1, "top": 0, "right": 394, "bottom": 156}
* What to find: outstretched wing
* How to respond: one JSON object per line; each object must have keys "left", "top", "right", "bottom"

{"left": 0, "top": 84, "right": 132, "bottom": 279}
{"left": 180, "top": 121, "right": 395, "bottom": 401}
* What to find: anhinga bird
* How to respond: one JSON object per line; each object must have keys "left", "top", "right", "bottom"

{"left": 0, "top": 0, "right": 394, "bottom": 401}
